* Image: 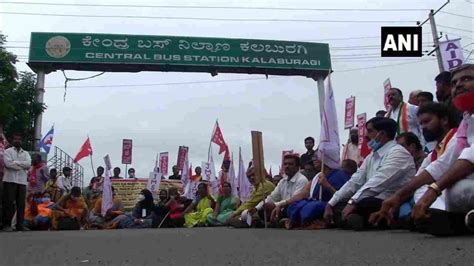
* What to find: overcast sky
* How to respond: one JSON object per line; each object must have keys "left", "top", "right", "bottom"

{"left": 1, "top": 0, "right": 472, "bottom": 182}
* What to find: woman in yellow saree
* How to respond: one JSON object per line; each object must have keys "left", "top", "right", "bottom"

{"left": 183, "top": 182, "right": 215, "bottom": 227}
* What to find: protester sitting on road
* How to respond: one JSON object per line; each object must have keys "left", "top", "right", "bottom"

{"left": 226, "top": 167, "right": 275, "bottom": 228}
{"left": 372, "top": 64, "right": 474, "bottom": 236}
{"left": 24, "top": 192, "right": 54, "bottom": 230}
{"left": 27, "top": 153, "right": 49, "bottom": 194}
{"left": 44, "top": 168, "right": 62, "bottom": 202}
{"left": 283, "top": 148, "right": 350, "bottom": 229}
{"left": 56, "top": 166, "right": 73, "bottom": 195}
{"left": 88, "top": 186, "right": 124, "bottom": 229}
{"left": 251, "top": 154, "right": 308, "bottom": 227}
{"left": 397, "top": 132, "right": 427, "bottom": 171}
{"left": 370, "top": 102, "right": 457, "bottom": 231}
{"left": 159, "top": 187, "right": 190, "bottom": 228}
{"left": 207, "top": 182, "right": 239, "bottom": 226}
{"left": 109, "top": 189, "right": 158, "bottom": 229}
{"left": 85, "top": 166, "right": 105, "bottom": 207}
{"left": 323, "top": 117, "right": 416, "bottom": 231}
{"left": 53, "top": 186, "right": 88, "bottom": 230}
{"left": 183, "top": 182, "right": 216, "bottom": 227}
{"left": 341, "top": 159, "right": 358, "bottom": 177}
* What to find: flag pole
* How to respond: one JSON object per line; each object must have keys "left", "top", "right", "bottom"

{"left": 90, "top": 154, "right": 96, "bottom": 177}
{"left": 88, "top": 135, "right": 96, "bottom": 177}
{"left": 208, "top": 119, "right": 217, "bottom": 162}
{"left": 319, "top": 152, "right": 324, "bottom": 200}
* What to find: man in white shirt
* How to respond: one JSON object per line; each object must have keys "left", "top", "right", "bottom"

{"left": 249, "top": 154, "right": 308, "bottom": 227}
{"left": 323, "top": 117, "right": 416, "bottom": 230}
{"left": 2, "top": 133, "right": 31, "bottom": 232}
{"left": 386, "top": 88, "right": 424, "bottom": 145}
{"left": 369, "top": 102, "right": 458, "bottom": 230}
{"left": 410, "top": 64, "right": 474, "bottom": 235}
{"left": 56, "top": 166, "right": 73, "bottom": 194}
{"left": 341, "top": 128, "right": 362, "bottom": 165}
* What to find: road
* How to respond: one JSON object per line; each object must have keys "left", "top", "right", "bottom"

{"left": 0, "top": 228, "right": 472, "bottom": 266}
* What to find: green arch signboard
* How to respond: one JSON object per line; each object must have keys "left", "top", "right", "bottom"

{"left": 28, "top": 32, "right": 331, "bottom": 77}
{"left": 27, "top": 32, "right": 332, "bottom": 152}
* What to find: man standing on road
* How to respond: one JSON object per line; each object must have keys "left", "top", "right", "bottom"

{"left": 2, "top": 133, "right": 31, "bottom": 232}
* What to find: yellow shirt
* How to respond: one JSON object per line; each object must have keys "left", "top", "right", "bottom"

{"left": 234, "top": 180, "right": 275, "bottom": 215}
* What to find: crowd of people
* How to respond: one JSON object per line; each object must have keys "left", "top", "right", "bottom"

{"left": 0, "top": 64, "right": 473, "bottom": 236}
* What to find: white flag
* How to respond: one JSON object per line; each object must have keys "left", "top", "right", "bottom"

{"left": 209, "top": 154, "right": 219, "bottom": 197}
{"left": 238, "top": 147, "right": 252, "bottom": 202}
{"left": 147, "top": 167, "right": 162, "bottom": 199}
{"left": 318, "top": 74, "right": 341, "bottom": 168}
{"left": 228, "top": 154, "right": 239, "bottom": 196}
{"left": 101, "top": 155, "right": 113, "bottom": 217}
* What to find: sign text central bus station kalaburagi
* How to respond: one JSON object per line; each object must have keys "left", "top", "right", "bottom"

{"left": 28, "top": 32, "right": 331, "bottom": 77}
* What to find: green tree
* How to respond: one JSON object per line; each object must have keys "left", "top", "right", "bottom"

{"left": 0, "top": 34, "right": 45, "bottom": 150}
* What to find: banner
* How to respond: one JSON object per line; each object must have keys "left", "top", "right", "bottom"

{"left": 159, "top": 152, "right": 169, "bottom": 176}
{"left": 147, "top": 168, "right": 162, "bottom": 199}
{"left": 357, "top": 113, "right": 371, "bottom": 158}
{"left": 112, "top": 179, "right": 183, "bottom": 210}
{"left": 357, "top": 113, "right": 367, "bottom": 149}
{"left": 439, "top": 39, "right": 464, "bottom": 71}
{"left": 344, "top": 96, "right": 356, "bottom": 129}
{"left": 201, "top": 161, "right": 215, "bottom": 181}
{"left": 176, "top": 146, "right": 188, "bottom": 170}
{"left": 383, "top": 78, "right": 391, "bottom": 111}
{"left": 280, "top": 150, "right": 294, "bottom": 175}
{"left": 121, "top": 139, "right": 133, "bottom": 164}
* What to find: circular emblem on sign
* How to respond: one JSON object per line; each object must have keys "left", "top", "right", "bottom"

{"left": 45, "top": 36, "right": 71, "bottom": 58}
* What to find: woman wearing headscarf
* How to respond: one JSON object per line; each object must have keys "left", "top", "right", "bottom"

{"left": 183, "top": 182, "right": 216, "bottom": 227}
{"left": 207, "top": 182, "right": 240, "bottom": 226}
{"left": 109, "top": 189, "right": 158, "bottom": 229}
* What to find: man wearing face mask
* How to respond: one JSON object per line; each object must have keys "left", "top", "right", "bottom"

{"left": 370, "top": 103, "right": 457, "bottom": 228}
{"left": 341, "top": 128, "right": 362, "bottom": 165}
{"left": 2, "top": 133, "right": 31, "bottom": 232}
{"left": 323, "top": 117, "right": 416, "bottom": 230}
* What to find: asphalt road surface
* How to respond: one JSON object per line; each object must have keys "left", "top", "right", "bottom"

{"left": 0, "top": 228, "right": 472, "bottom": 266}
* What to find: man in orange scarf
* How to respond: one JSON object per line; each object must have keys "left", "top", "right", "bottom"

{"left": 386, "top": 88, "right": 424, "bottom": 146}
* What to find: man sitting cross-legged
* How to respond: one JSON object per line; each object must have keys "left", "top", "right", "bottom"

{"left": 323, "top": 117, "right": 416, "bottom": 230}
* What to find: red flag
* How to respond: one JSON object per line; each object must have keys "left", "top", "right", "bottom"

{"left": 73, "top": 137, "right": 93, "bottom": 163}
{"left": 211, "top": 121, "right": 228, "bottom": 155}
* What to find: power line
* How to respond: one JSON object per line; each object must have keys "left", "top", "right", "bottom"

{"left": 438, "top": 24, "right": 474, "bottom": 33}
{"left": 337, "top": 59, "right": 435, "bottom": 72}
{"left": 0, "top": 1, "right": 430, "bottom": 12}
{"left": 439, "top": 11, "right": 474, "bottom": 19}
{"left": 0, "top": 11, "right": 420, "bottom": 23}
